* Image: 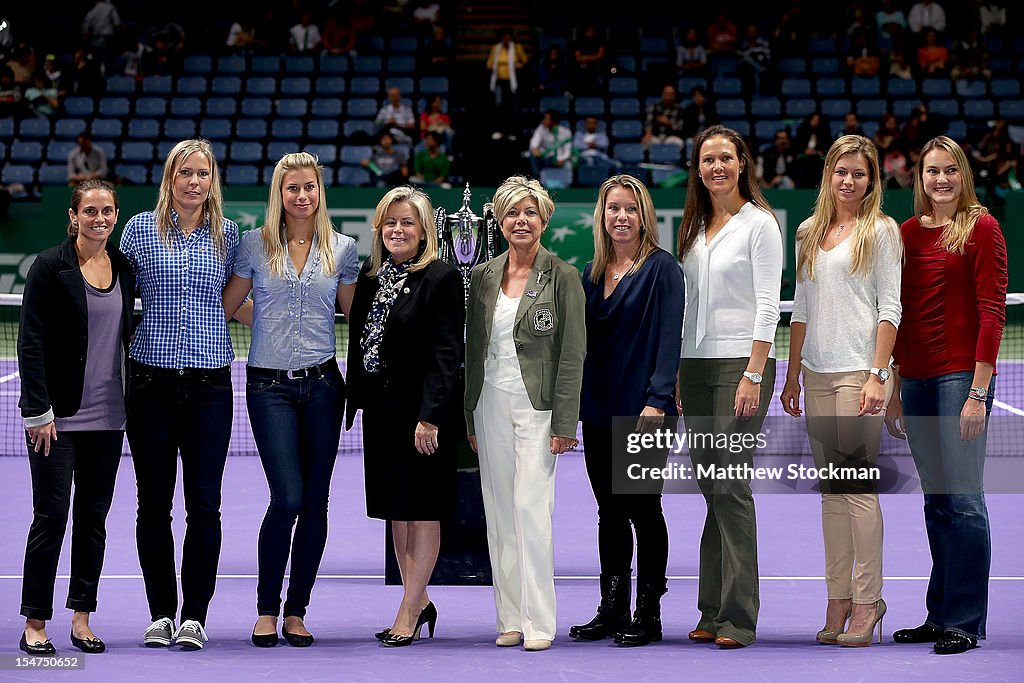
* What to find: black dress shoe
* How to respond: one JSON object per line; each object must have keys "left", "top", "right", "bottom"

{"left": 251, "top": 626, "right": 278, "bottom": 648}
{"left": 374, "top": 628, "right": 391, "bottom": 641}
{"left": 893, "top": 623, "right": 942, "bottom": 643}
{"left": 934, "top": 631, "right": 978, "bottom": 655}
{"left": 70, "top": 630, "right": 105, "bottom": 654}
{"left": 282, "top": 628, "right": 314, "bottom": 647}
{"left": 20, "top": 632, "right": 56, "bottom": 656}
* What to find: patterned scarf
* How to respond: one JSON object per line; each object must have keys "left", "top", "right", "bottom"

{"left": 360, "top": 257, "right": 411, "bottom": 373}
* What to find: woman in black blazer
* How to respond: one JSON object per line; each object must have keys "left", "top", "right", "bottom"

{"left": 17, "top": 180, "right": 135, "bottom": 656}
{"left": 346, "top": 186, "right": 465, "bottom": 647}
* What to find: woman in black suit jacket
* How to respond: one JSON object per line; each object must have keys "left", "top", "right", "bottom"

{"left": 346, "top": 186, "right": 465, "bottom": 647}
{"left": 17, "top": 180, "right": 135, "bottom": 656}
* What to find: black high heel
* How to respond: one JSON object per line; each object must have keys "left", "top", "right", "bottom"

{"left": 70, "top": 630, "right": 106, "bottom": 654}
{"left": 381, "top": 602, "right": 437, "bottom": 647}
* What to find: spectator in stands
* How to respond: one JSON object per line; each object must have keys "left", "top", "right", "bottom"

{"left": 875, "top": 0, "right": 907, "bottom": 42}
{"left": 411, "top": 0, "right": 442, "bottom": 38}
{"left": 322, "top": 7, "right": 357, "bottom": 57}
{"left": 951, "top": 29, "right": 991, "bottom": 81}
{"left": 793, "top": 112, "right": 832, "bottom": 188}
{"left": 756, "top": 129, "right": 796, "bottom": 189}
{"left": 410, "top": 131, "right": 452, "bottom": 189}
{"left": 538, "top": 43, "right": 570, "bottom": 98}
{"left": 81, "top": 0, "right": 121, "bottom": 52}
{"left": 979, "top": 3, "right": 1007, "bottom": 35}
{"left": 0, "top": 65, "right": 26, "bottom": 120}
{"left": 486, "top": 29, "right": 528, "bottom": 140}
{"left": 916, "top": 29, "right": 948, "bottom": 76}
{"left": 573, "top": 116, "right": 616, "bottom": 168}
{"left": 882, "top": 141, "right": 915, "bottom": 189}
{"left": 676, "top": 27, "right": 708, "bottom": 78}
{"left": 706, "top": 12, "right": 738, "bottom": 55}
{"left": 24, "top": 72, "right": 59, "bottom": 118}
{"left": 971, "top": 119, "right": 1016, "bottom": 200}
{"left": 419, "top": 94, "right": 453, "bottom": 149}
{"left": 67, "top": 134, "right": 108, "bottom": 184}
{"left": 772, "top": 7, "right": 806, "bottom": 58}
{"left": 572, "top": 23, "right": 607, "bottom": 96}
{"left": 644, "top": 83, "right": 686, "bottom": 149}
{"left": 422, "top": 23, "right": 454, "bottom": 76}
{"left": 888, "top": 48, "right": 913, "bottom": 79}
{"left": 873, "top": 113, "right": 901, "bottom": 155}
{"left": 738, "top": 24, "right": 772, "bottom": 96}
{"left": 680, "top": 85, "right": 718, "bottom": 146}
{"left": 225, "top": 20, "right": 258, "bottom": 52}
{"left": 841, "top": 112, "right": 867, "bottom": 138}
{"left": 528, "top": 110, "right": 574, "bottom": 179}
{"left": 5, "top": 42, "right": 35, "bottom": 84}
{"left": 289, "top": 10, "right": 322, "bottom": 53}
{"left": 66, "top": 49, "right": 104, "bottom": 97}
{"left": 910, "top": 101, "right": 948, "bottom": 144}
{"left": 42, "top": 54, "right": 68, "bottom": 98}
{"left": 375, "top": 86, "right": 418, "bottom": 146}
{"left": 907, "top": 0, "right": 946, "bottom": 34}
{"left": 362, "top": 130, "right": 410, "bottom": 188}
{"left": 847, "top": 27, "right": 882, "bottom": 77}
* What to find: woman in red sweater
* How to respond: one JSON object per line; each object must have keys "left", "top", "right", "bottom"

{"left": 885, "top": 136, "right": 1007, "bottom": 655}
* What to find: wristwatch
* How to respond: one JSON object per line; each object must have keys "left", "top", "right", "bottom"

{"left": 742, "top": 371, "right": 763, "bottom": 385}
{"left": 969, "top": 386, "right": 989, "bottom": 401}
{"left": 869, "top": 367, "right": 891, "bottom": 382}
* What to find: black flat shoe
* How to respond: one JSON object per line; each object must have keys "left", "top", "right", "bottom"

{"left": 934, "top": 631, "right": 978, "bottom": 655}
{"left": 893, "top": 623, "right": 942, "bottom": 644}
{"left": 70, "top": 630, "right": 105, "bottom": 654}
{"left": 282, "top": 628, "right": 314, "bottom": 647}
{"left": 20, "top": 632, "right": 56, "bottom": 656}
{"left": 251, "top": 626, "right": 278, "bottom": 648}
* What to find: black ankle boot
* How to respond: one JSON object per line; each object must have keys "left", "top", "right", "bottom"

{"left": 569, "top": 574, "right": 632, "bottom": 641}
{"left": 615, "top": 578, "right": 667, "bottom": 646}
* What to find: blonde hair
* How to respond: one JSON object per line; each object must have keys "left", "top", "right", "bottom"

{"left": 797, "top": 135, "right": 897, "bottom": 281}
{"left": 590, "top": 174, "right": 661, "bottom": 284}
{"left": 367, "top": 186, "right": 438, "bottom": 277}
{"left": 913, "top": 135, "right": 989, "bottom": 254}
{"left": 262, "top": 152, "right": 336, "bottom": 278}
{"left": 491, "top": 175, "right": 556, "bottom": 227}
{"left": 154, "top": 139, "right": 226, "bottom": 257}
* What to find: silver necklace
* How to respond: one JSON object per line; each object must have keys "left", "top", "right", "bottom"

{"left": 836, "top": 222, "right": 848, "bottom": 237}
{"left": 612, "top": 258, "right": 634, "bottom": 281}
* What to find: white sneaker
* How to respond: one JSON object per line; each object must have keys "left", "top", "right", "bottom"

{"left": 173, "top": 620, "right": 208, "bottom": 650}
{"left": 143, "top": 617, "right": 175, "bottom": 647}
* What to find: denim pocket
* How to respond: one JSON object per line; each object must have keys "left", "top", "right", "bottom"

{"left": 130, "top": 367, "right": 153, "bottom": 392}
{"left": 203, "top": 370, "right": 233, "bottom": 391}
{"left": 247, "top": 379, "right": 278, "bottom": 395}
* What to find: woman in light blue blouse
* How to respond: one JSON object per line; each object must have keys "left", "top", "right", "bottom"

{"left": 120, "top": 139, "right": 238, "bottom": 651}
{"left": 223, "top": 152, "right": 359, "bottom": 648}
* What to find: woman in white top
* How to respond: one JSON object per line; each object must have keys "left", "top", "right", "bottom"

{"left": 677, "top": 125, "right": 783, "bottom": 648}
{"left": 781, "top": 135, "right": 902, "bottom": 647}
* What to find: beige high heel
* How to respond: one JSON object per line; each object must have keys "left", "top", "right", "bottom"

{"left": 815, "top": 599, "right": 852, "bottom": 644}
{"left": 837, "top": 599, "right": 886, "bottom": 647}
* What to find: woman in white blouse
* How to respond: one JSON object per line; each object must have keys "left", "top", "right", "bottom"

{"left": 780, "top": 136, "right": 902, "bottom": 647}
{"left": 677, "top": 125, "right": 783, "bottom": 649}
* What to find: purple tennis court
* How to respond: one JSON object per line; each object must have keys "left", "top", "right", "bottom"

{"left": 1, "top": 357, "right": 1023, "bottom": 680}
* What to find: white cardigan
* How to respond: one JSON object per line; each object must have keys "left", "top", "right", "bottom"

{"left": 681, "top": 202, "right": 783, "bottom": 359}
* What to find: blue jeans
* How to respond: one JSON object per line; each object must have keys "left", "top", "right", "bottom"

{"left": 246, "top": 363, "right": 344, "bottom": 618}
{"left": 901, "top": 371, "right": 994, "bottom": 639}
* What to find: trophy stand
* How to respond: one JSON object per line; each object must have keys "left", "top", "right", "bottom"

{"left": 384, "top": 183, "right": 504, "bottom": 586}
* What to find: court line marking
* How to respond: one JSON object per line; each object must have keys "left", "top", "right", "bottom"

{"left": 0, "top": 371, "right": 18, "bottom": 384}
{"left": 994, "top": 399, "right": 1024, "bottom": 417}
{"left": 0, "top": 574, "right": 1022, "bottom": 581}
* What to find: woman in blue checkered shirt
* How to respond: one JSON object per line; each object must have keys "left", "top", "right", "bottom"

{"left": 119, "top": 139, "right": 239, "bottom": 651}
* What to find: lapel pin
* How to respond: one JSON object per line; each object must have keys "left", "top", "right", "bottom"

{"left": 403, "top": 287, "right": 410, "bottom": 294}
{"left": 526, "top": 289, "right": 539, "bottom": 299}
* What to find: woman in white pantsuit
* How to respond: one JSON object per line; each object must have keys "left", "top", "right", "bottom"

{"left": 464, "top": 176, "right": 586, "bottom": 651}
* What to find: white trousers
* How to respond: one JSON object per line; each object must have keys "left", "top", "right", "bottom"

{"left": 475, "top": 380, "right": 557, "bottom": 640}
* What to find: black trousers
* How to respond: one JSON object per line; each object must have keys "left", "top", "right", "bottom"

{"left": 127, "top": 361, "right": 233, "bottom": 626}
{"left": 21, "top": 430, "right": 123, "bottom": 620}
{"left": 582, "top": 422, "right": 669, "bottom": 579}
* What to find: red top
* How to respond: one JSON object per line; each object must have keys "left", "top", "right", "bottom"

{"left": 893, "top": 213, "right": 1007, "bottom": 379}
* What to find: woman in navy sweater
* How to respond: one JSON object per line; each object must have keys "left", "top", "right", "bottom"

{"left": 569, "top": 174, "right": 684, "bottom": 647}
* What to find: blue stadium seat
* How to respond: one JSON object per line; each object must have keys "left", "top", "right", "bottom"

{"left": 98, "top": 97, "right": 130, "bottom": 117}
{"left": 19, "top": 118, "right": 50, "bottom": 139}
{"left": 929, "top": 99, "right": 959, "bottom": 117}
{"left": 281, "top": 77, "right": 311, "bottom": 96}
{"left": 171, "top": 97, "right": 202, "bottom": 117}
{"left": 539, "top": 95, "right": 570, "bottom": 116}
{"left": 608, "top": 77, "right": 639, "bottom": 96}
{"left": 200, "top": 119, "right": 233, "bottom": 140}
{"left": 0, "top": 118, "right": 12, "bottom": 140}
{"left": 63, "top": 96, "right": 94, "bottom": 117}
{"left": 230, "top": 141, "right": 264, "bottom": 163}
{"left": 390, "top": 35, "right": 419, "bottom": 54}
{"left": 316, "top": 76, "right": 346, "bottom": 95}
{"left": 816, "top": 78, "right": 846, "bottom": 96}
{"left": 319, "top": 54, "right": 349, "bottom": 74}
{"left": 177, "top": 76, "right": 206, "bottom": 94}
{"left": 418, "top": 76, "right": 448, "bottom": 96}
{"left": 710, "top": 57, "right": 738, "bottom": 75}
{"left": 305, "top": 144, "right": 337, "bottom": 165}
{"left": 353, "top": 56, "right": 383, "bottom": 74}
{"left": 206, "top": 97, "right": 237, "bottom": 117}
{"left": 887, "top": 78, "right": 916, "bottom": 97}
{"left": 307, "top": 120, "right": 340, "bottom": 140}
{"left": 105, "top": 76, "right": 135, "bottom": 94}
{"left": 236, "top": 119, "right": 268, "bottom": 140}
{"left": 183, "top": 55, "right": 211, "bottom": 73}
{"left": 211, "top": 76, "right": 242, "bottom": 95}
{"left": 46, "top": 140, "right": 76, "bottom": 161}
{"left": 851, "top": 77, "right": 881, "bottom": 97}
{"left": 312, "top": 98, "right": 343, "bottom": 118}
{"left": 574, "top": 97, "right": 605, "bottom": 117}
{"left": 540, "top": 165, "right": 573, "bottom": 189}
{"left": 612, "top": 143, "right": 645, "bottom": 164}
{"left": 120, "top": 142, "right": 154, "bottom": 163}
{"left": 777, "top": 58, "right": 806, "bottom": 76}
{"left": 781, "top": 78, "right": 811, "bottom": 97}
{"left": 164, "top": 119, "right": 196, "bottom": 139}
{"left": 94, "top": 141, "right": 116, "bottom": 161}
{"left": 610, "top": 120, "right": 643, "bottom": 140}
{"left": 892, "top": 100, "right": 918, "bottom": 118}
{"left": 341, "top": 145, "right": 372, "bottom": 165}
{"left": 250, "top": 55, "right": 280, "bottom": 74}
{"left": 90, "top": 119, "right": 122, "bottom": 140}
{"left": 272, "top": 119, "right": 303, "bottom": 139}
{"left": 991, "top": 79, "right": 1020, "bottom": 98}
{"left": 640, "top": 36, "right": 669, "bottom": 55}
{"left": 750, "top": 97, "right": 781, "bottom": 117}
{"left": 38, "top": 164, "right": 68, "bottom": 185}
{"left": 964, "top": 100, "right": 994, "bottom": 120}
{"left": 617, "top": 166, "right": 650, "bottom": 184}
{"left": 338, "top": 166, "right": 371, "bottom": 186}
{"left": 284, "top": 55, "right": 315, "bottom": 73}
{"left": 754, "top": 120, "right": 783, "bottom": 141}
{"left": 856, "top": 99, "right": 887, "bottom": 119}
{"left": 209, "top": 141, "right": 227, "bottom": 160}
{"left": 387, "top": 57, "right": 416, "bottom": 75}
{"left": 10, "top": 141, "right": 42, "bottom": 162}
{"left": 135, "top": 96, "right": 167, "bottom": 117}
{"left": 945, "top": 120, "right": 967, "bottom": 140}
{"left": 128, "top": 119, "right": 160, "bottom": 139}
{"left": 0, "top": 140, "right": 6, "bottom": 162}
{"left": 609, "top": 97, "right": 640, "bottom": 117}
{"left": 156, "top": 139, "right": 177, "bottom": 160}
{"left": 343, "top": 120, "right": 375, "bottom": 139}
{"left": 651, "top": 167, "right": 684, "bottom": 185}
{"left": 922, "top": 79, "right": 951, "bottom": 97}
{"left": 716, "top": 99, "right": 746, "bottom": 117}
{"left": 808, "top": 35, "right": 836, "bottom": 54}
{"left": 142, "top": 76, "right": 172, "bottom": 94}
{"left": 820, "top": 98, "right": 852, "bottom": 118}
{"left": 317, "top": 166, "right": 335, "bottom": 185}
{"left": 346, "top": 98, "right": 379, "bottom": 118}
{"left": 956, "top": 80, "right": 987, "bottom": 98}
{"left": 217, "top": 55, "right": 246, "bottom": 74}
{"left": 678, "top": 77, "right": 706, "bottom": 94}
{"left": 276, "top": 99, "right": 307, "bottom": 118}
{"left": 226, "top": 165, "right": 260, "bottom": 185}
{"left": 811, "top": 58, "right": 840, "bottom": 75}
{"left": 350, "top": 76, "right": 381, "bottom": 96}
{"left": 786, "top": 98, "right": 817, "bottom": 117}
{"left": 240, "top": 97, "right": 273, "bottom": 118}
{"left": 267, "top": 142, "right": 292, "bottom": 162}
{"left": 385, "top": 76, "right": 415, "bottom": 94}
{"left": 711, "top": 77, "right": 742, "bottom": 96}
{"left": 576, "top": 158, "right": 613, "bottom": 187}
{"left": 246, "top": 77, "right": 276, "bottom": 96}
{"left": 998, "top": 99, "right": 1024, "bottom": 119}
{"left": 649, "top": 142, "right": 682, "bottom": 164}
{"left": 725, "top": 120, "right": 750, "bottom": 137}
{"left": 2, "top": 164, "right": 35, "bottom": 186}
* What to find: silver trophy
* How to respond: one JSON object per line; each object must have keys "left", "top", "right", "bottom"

{"left": 435, "top": 183, "right": 504, "bottom": 306}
